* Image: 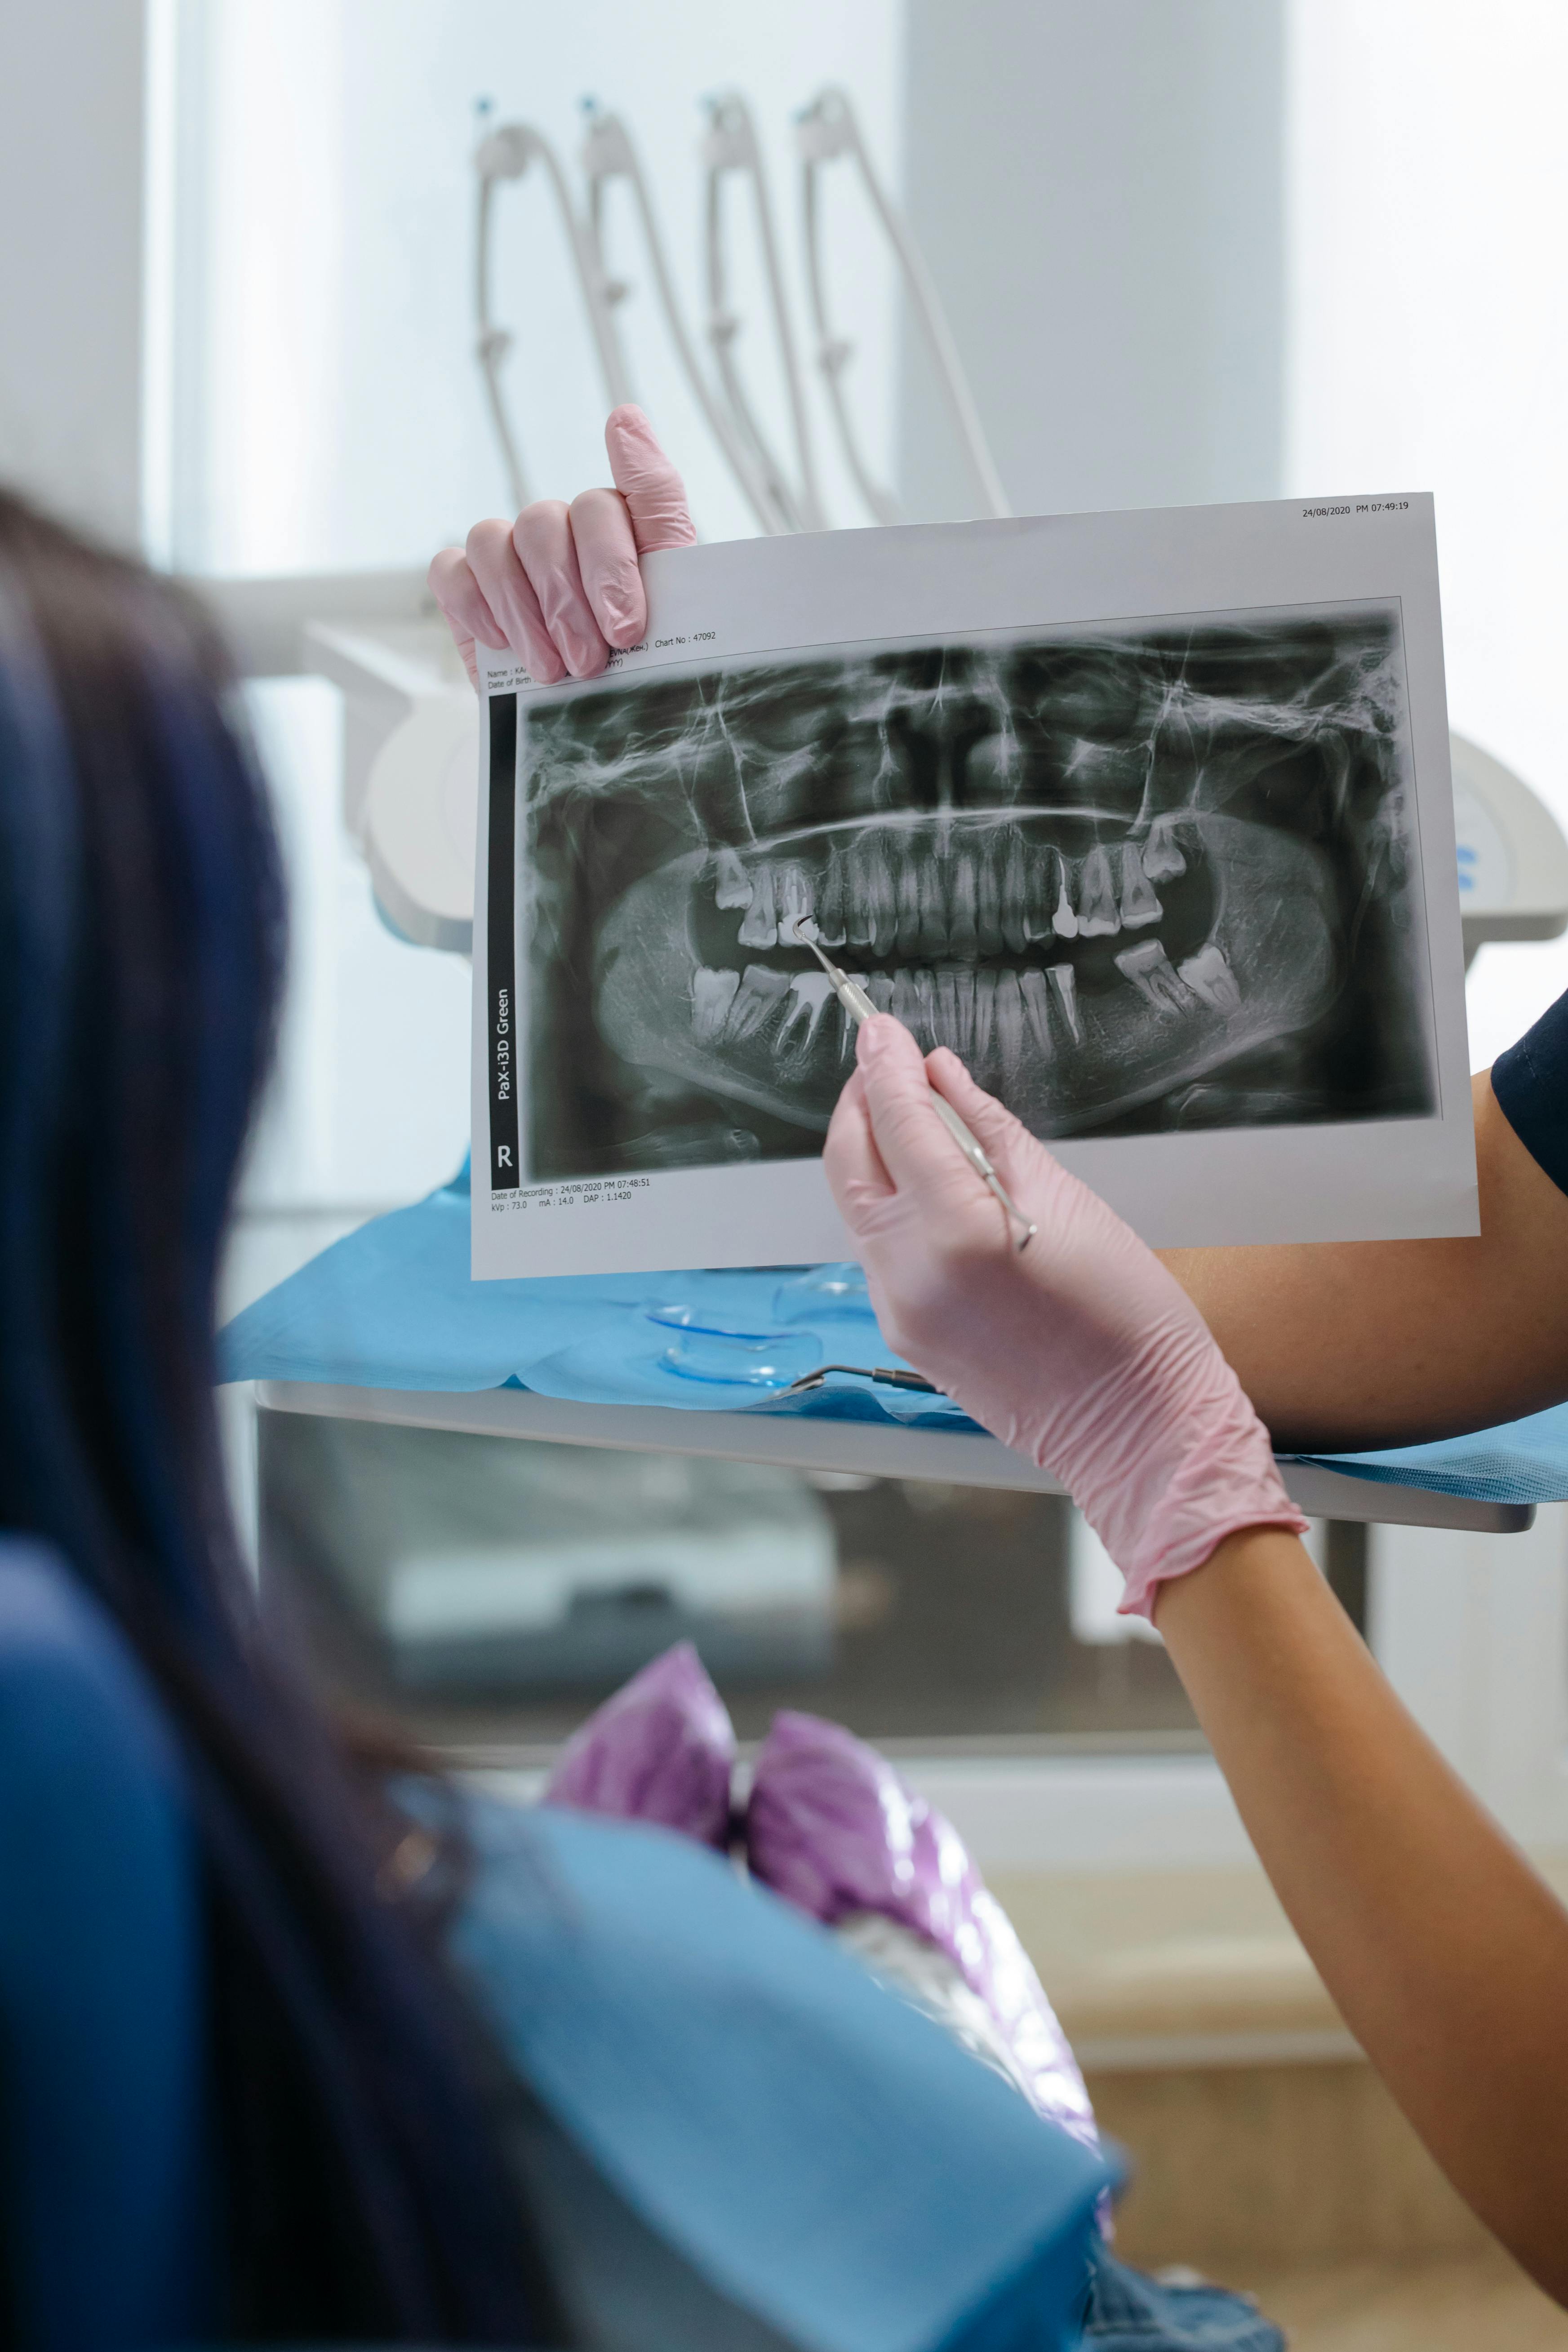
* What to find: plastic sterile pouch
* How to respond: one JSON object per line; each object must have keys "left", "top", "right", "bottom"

{"left": 747, "top": 1708, "right": 1100, "bottom": 2157}
{"left": 835, "top": 1911, "right": 1054, "bottom": 2109}
{"left": 543, "top": 1639, "right": 735, "bottom": 1848}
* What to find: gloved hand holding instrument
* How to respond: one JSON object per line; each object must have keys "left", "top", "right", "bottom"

{"left": 821, "top": 1013, "right": 1307, "bottom": 1618}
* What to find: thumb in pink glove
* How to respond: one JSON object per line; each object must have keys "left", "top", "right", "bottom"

{"left": 822, "top": 1018, "right": 1306, "bottom": 1619}
{"left": 428, "top": 404, "right": 695, "bottom": 687}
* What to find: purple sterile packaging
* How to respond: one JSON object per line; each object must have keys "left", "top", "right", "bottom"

{"left": 747, "top": 1709, "right": 1100, "bottom": 2157}
{"left": 543, "top": 1641, "right": 736, "bottom": 1848}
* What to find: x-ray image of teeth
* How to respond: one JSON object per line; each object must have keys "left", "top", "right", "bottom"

{"left": 517, "top": 604, "right": 1433, "bottom": 1180}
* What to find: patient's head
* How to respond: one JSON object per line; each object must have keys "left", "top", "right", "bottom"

{"left": 0, "top": 491, "right": 282, "bottom": 1615}
{"left": 0, "top": 494, "right": 539, "bottom": 2339}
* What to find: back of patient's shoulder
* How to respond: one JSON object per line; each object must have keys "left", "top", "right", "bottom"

{"left": 441, "top": 1794, "right": 1110, "bottom": 2352}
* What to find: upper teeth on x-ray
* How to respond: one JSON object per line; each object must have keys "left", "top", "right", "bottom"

{"left": 518, "top": 605, "right": 1432, "bottom": 1179}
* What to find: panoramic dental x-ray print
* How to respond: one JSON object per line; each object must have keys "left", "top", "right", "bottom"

{"left": 518, "top": 603, "right": 1430, "bottom": 1182}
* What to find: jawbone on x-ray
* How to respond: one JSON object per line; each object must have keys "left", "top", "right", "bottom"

{"left": 524, "top": 608, "right": 1428, "bottom": 1175}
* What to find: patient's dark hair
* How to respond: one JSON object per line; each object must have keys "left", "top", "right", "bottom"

{"left": 0, "top": 492, "right": 539, "bottom": 2340}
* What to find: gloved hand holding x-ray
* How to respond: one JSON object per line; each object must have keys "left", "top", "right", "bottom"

{"left": 430, "top": 404, "right": 697, "bottom": 688}
{"left": 448, "top": 411, "right": 1476, "bottom": 1283}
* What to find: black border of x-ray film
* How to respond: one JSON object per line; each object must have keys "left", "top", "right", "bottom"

{"left": 486, "top": 692, "right": 521, "bottom": 1189}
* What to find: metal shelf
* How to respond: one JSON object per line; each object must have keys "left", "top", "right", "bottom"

{"left": 255, "top": 1380, "right": 1532, "bottom": 1534}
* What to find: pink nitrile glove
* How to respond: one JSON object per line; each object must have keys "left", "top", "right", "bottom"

{"left": 822, "top": 1018, "right": 1306, "bottom": 1620}
{"left": 428, "top": 404, "right": 696, "bottom": 688}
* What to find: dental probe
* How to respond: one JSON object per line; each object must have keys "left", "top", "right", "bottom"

{"left": 791, "top": 920, "right": 1037, "bottom": 1252}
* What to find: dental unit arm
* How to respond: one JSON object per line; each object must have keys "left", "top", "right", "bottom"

{"left": 473, "top": 121, "right": 635, "bottom": 514}
{"left": 472, "top": 84, "right": 1009, "bottom": 541}
{"left": 700, "top": 92, "right": 827, "bottom": 536}
{"left": 578, "top": 103, "right": 786, "bottom": 537}
{"left": 796, "top": 87, "right": 1012, "bottom": 527}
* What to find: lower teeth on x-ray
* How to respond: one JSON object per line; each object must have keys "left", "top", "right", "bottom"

{"left": 520, "top": 604, "right": 1432, "bottom": 1178}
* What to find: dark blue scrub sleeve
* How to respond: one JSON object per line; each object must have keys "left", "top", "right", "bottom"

{"left": 1492, "top": 987, "right": 1568, "bottom": 1198}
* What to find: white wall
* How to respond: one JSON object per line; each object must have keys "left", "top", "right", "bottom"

{"left": 897, "top": 0, "right": 1286, "bottom": 523}
{"left": 163, "top": 0, "right": 904, "bottom": 574}
{"left": 1260, "top": 9, "right": 1568, "bottom": 1871}
{"left": 1371, "top": 1505, "right": 1568, "bottom": 1851}
{"left": 0, "top": 0, "right": 149, "bottom": 544}
{"left": 1286, "top": 0, "right": 1568, "bottom": 1068}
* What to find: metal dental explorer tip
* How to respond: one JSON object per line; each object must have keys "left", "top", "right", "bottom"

{"left": 792, "top": 918, "right": 1037, "bottom": 1251}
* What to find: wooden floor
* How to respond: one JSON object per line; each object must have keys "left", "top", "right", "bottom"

{"left": 1240, "top": 2251, "right": 1568, "bottom": 2350}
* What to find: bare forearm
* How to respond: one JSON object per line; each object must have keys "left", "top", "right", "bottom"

{"left": 1156, "top": 1529, "right": 1568, "bottom": 2301}
{"left": 1161, "top": 1073, "right": 1568, "bottom": 1450}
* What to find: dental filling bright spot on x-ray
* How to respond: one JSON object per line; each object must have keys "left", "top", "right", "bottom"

{"left": 520, "top": 606, "right": 1430, "bottom": 1180}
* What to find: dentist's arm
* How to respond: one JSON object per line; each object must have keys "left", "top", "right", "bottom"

{"left": 1155, "top": 1527, "right": 1568, "bottom": 2305}
{"left": 1163, "top": 1067, "right": 1568, "bottom": 1452}
{"left": 825, "top": 1021, "right": 1568, "bottom": 2307}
